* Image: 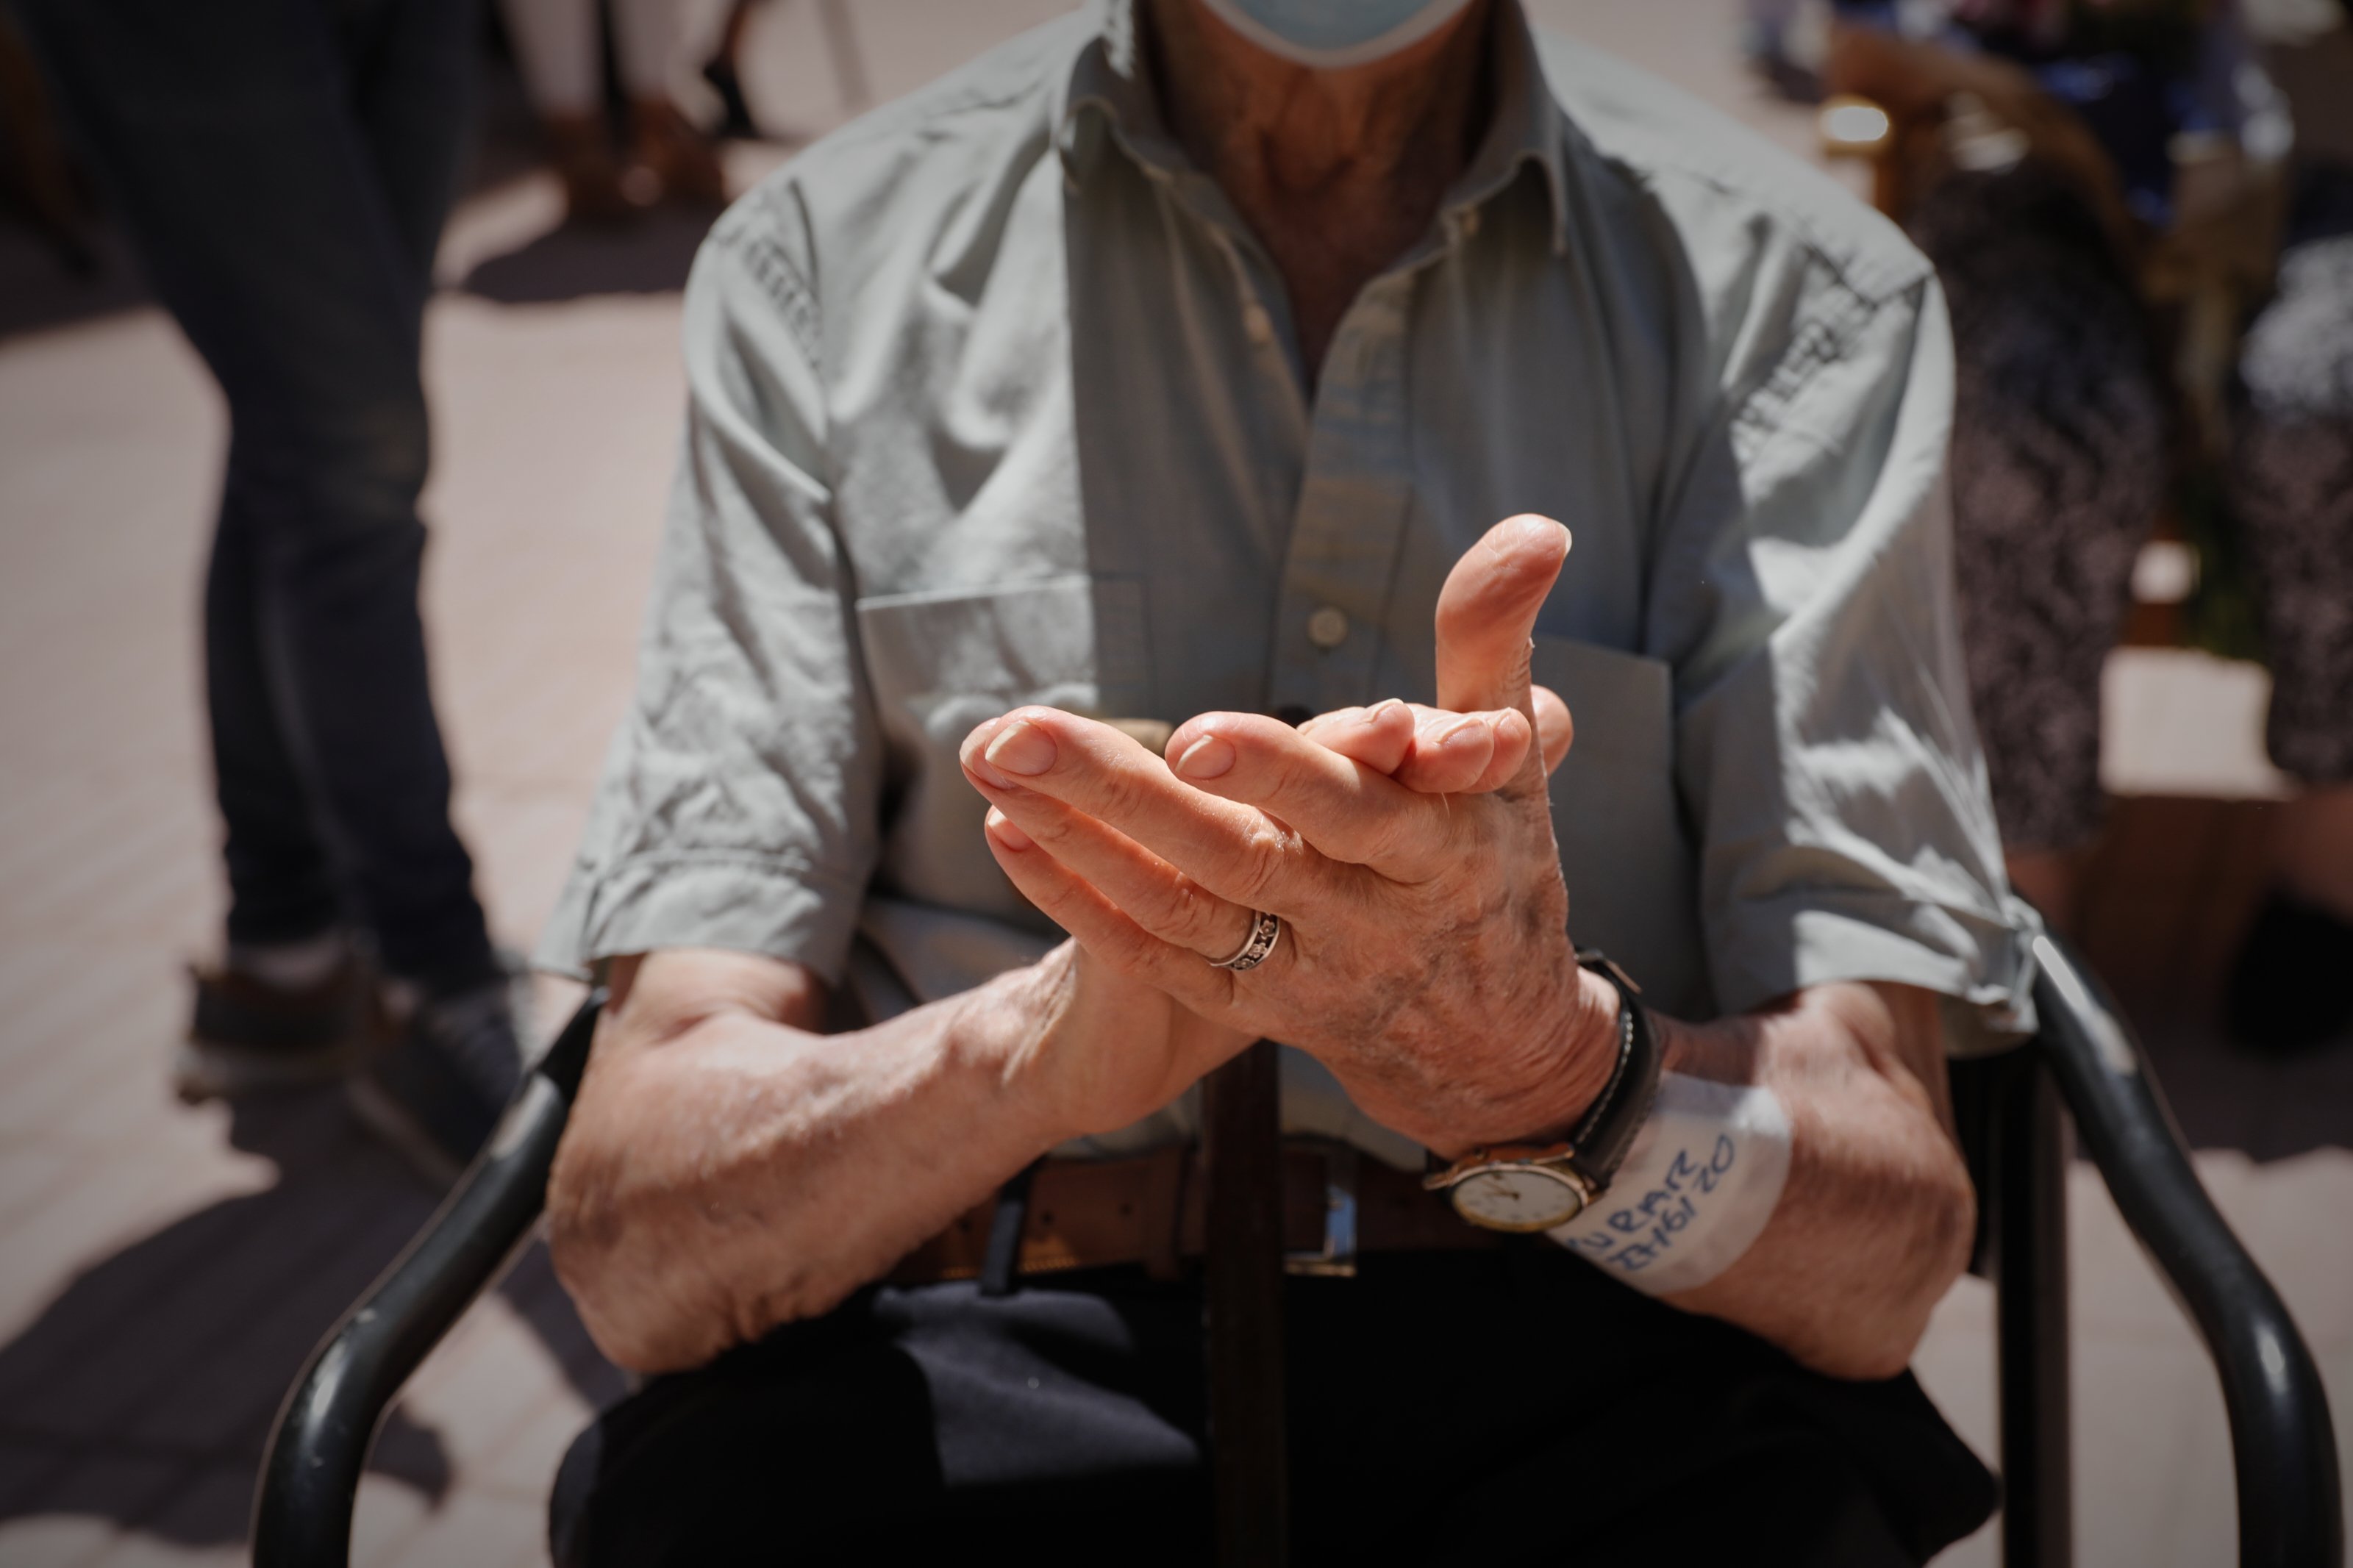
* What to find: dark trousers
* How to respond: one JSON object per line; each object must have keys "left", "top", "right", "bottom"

{"left": 551, "top": 1249, "right": 1997, "bottom": 1567}
{"left": 18, "top": 0, "right": 496, "bottom": 987}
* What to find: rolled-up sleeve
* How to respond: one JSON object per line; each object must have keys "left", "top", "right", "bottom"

{"left": 1657, "top": 265, "right": 2038, "bottom": 1045}
{"left": 537, "top": 195, "right": 881, "bottom": 984}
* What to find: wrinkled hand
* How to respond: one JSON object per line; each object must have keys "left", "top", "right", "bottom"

{"left": 960, "top": 516, "right": 1619, "bottom": 1155}
{"left": 996, "top": 939, "right": 1259, "bottom": 1142}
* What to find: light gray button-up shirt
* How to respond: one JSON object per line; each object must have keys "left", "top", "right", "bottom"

{"left": 542, "top": 0, "right": 2037, "bottom": 1167}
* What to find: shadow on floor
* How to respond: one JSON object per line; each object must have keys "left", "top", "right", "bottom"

{"left": 456, "top": 200, "right": 726, "bottom": 304}
{"left": 0, "top": 217, "right": 147, "bottom": 342}
{"left": 2079, "top": 793, "right": 2353, "bottom": 1162}
{"left": 0, "top": 185, "right": 732, "bottom": 344}
{"left": 2127, "top": 1001, "right": 2353, "bottom": 1163}
{"left": 0, "top": 1084, "right": 622, "bottom": 1550}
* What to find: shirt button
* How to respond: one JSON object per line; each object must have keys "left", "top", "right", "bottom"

{"left": 1306, "top": 605, "right": 1350, "bottom": 650}
{"left": 1242, "top": 304, "right": 1275, "bottom": 347}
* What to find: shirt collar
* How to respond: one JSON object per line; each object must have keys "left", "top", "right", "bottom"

{"left": 1054, "top": 0, "right": 1573, "bottom": 255}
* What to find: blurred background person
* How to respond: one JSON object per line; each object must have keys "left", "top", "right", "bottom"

{"left": 501, "top": 0, "right": 728, "bottom": 222}
{"left": 1787, "top": 0, "right": 2353, "bottom": 1049}
{"left": 14, "top": 0, "right": 524, "bottom": 1180}
{"left": 2220, "top": 0, "right": 2353, "bottom": 1050}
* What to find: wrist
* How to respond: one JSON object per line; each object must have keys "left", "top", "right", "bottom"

{"left": 1532, "top": 961, "right": 1633, "bottom": 1134}
{"left": 1438, "top": 962, "right": 1625, "bottom": 1156}
{"left": 946, "top": 951, "right": 1095, "bottom": 1152}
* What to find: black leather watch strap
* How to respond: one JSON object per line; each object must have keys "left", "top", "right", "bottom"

{"left": 1562, "top": 951, "right": 1663, "bottom": 1196}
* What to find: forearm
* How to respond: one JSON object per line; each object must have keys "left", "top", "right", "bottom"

{"left": 547, "top": 949, "right": 1073, "bottom": 1372}
{"left": 1652, "top": 983, "right": 1976, "bottom": 1380}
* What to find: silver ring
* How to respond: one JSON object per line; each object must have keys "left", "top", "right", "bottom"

{"left": 1210, "top": 910, "right": 1282, "bottom": 973}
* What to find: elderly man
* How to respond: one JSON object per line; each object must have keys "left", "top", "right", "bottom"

{"left": 538, "top": 0, "right": 2035, "bottom": 1561}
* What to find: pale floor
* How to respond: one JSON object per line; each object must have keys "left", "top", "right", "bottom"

{"left": 1, "top": 2, "right": 2349, "bottom": 1564}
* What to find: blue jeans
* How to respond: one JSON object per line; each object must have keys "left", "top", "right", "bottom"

{"left": 20, "top": 0, "right": 496, "bottom": 987}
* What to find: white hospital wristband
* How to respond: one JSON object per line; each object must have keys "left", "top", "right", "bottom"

{"left": 1546, "top": 1072, "right": 1792, "bottom": 1295}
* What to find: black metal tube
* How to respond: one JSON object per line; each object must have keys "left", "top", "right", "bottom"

{"left": 2032, "top": 937, "right": 2342, "bottom": 1568}
{"left": 251, "top": 941, "right": 2346, "bottom": 1568}
{"left": 1988, "top": 1044, "right": 2072, "bottom": 1568}
{"left": 250, "top": 992, "right": 604, "bottom": 1568}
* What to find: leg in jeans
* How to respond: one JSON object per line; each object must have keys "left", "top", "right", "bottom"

{"left": 1907, "top": 165, "right": 2168, "bottom": 927}
{"left": 17, "top": 0, "right": 495, "bottom": 991}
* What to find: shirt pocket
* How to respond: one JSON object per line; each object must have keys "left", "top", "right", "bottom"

{"left": 854, "top": 574, "right": 1150, "bottom": 915}
{"left": 1531, "top": 634, "right": 1712, "bottom": 1019}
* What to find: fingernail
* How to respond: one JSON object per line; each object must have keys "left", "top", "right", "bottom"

{"left": 984, "top": 719, "right": 1057, "bottom": 777}
{"left": 1510, "top": 515, "right": 1571, "bottom": 554}
{"left": 1364, "top": 698, "right": 1405, "bottom": 723}
{"left": 1175, "top": 733, "right": 1236, "bottom": 780}
{"left": 985, "top": 808, "right": 1032, "bottom": 851}
{"left": 965, "top": 747, "right": 1013, "bottom": 790}
{"left": 1435, "top": 716, "right": 1485, "bottom": 749}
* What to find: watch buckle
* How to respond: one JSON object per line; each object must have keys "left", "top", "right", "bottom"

{"left": 1284, "top": 1141, "right": 1360, "bottom": 1278}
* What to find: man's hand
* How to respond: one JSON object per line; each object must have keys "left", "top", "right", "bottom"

{"left": 549, "top": 939, "right": 1249, "bottom": 1371}
{"left": 960, "top": 516, "right": 1621, "bottom": 1155}
{"left": 1000, "top": 940, "right": 1261, "bottom": 1140}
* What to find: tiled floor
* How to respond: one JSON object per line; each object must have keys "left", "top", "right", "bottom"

{"left": 2, "top": 3, "right": 2349, "bottom": 1564}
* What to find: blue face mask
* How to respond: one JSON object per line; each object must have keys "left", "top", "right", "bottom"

{"left": 1196, "top": 0, "right": 1476, "bottom": 68}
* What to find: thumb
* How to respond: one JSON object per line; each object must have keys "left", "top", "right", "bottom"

{"left": 1435, "top": 514, "right": 1571, "bottom": 721}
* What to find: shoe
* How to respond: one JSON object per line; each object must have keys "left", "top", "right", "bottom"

{"left": 177, "top": 951, "right": 386, "bottom": 1103}
{"left": 2224, "top": 891, "right": 2353, "bottom": 1055}
{"left": 632, "top": 98, "right": 728, "bottom": 208}
{"left": 347, "top": 973, "right": 528, "bottom": 1186}
{"left": 544, "top": 111, "right": 648, "bottom": 227}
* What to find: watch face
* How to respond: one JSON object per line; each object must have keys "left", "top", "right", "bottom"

{"left": 1448, "top": 1167, "right": 1587, "bottom": 1233}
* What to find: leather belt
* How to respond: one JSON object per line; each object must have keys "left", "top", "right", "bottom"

{"left": 890, "top": 1139, "right": 1499, "bottom": 1287}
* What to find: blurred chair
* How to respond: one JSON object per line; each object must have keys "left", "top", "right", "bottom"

{"left": 252, "top": 935, "right": 2342, "bottom": 1568}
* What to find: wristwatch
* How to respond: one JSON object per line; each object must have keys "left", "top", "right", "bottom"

{"left": 1423, "top": 951, "right": 1663, "bottom": 1234}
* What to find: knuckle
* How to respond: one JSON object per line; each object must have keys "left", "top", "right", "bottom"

{"left": 1140, "top": 872, "right": 1220, "bottom": 947}
{"left": 1357, "top": 803, "right": 1419, "bottom": 867}
{"left": 1258, "top": 745, "right": 1305, "bottom": 803}
{"left": 1174, "top": 881, "right": 1235, "bottom": 950}
{"left": 1020, "top": 803, "right": 1076, "bottom": 846}
{"left": 1229, "top": 823, "right": 1293, "bottom": 907}
{"left": 1024, "top": 874, "right": 1082, "bottom": 923}
{"left": 1090, "top": 762, "right": 1152, "bottom": 823}
{"left": 1093, "top": 917, "right": 1157, "bottom": 975}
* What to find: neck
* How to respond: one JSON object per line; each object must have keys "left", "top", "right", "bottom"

{"left": 1147, "top": 0, "right": 1493, "bottom": 380}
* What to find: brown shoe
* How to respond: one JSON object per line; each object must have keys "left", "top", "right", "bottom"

{"left": 632, "top": 98, "right": 728, "bottom": 208}
{"left": 178, "top": 951, "right": 389, "bottom": 1103}
{"left": 544, "top": 110, "right": 648, "bottom": 226}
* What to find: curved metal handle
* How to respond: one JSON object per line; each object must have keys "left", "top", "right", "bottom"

{"left": 2032, "top": 937, "right": 2342, "bottom": 1568}
{"left": 251, "top": 992, "right": 604, "bottom": 1568}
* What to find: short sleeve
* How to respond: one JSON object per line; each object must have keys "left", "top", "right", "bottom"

{"left": 1656, "top": 268, "right": 2039, "bottom": 1047}
{"left": 536, "top": 195, "right": 882, "bottom": 984}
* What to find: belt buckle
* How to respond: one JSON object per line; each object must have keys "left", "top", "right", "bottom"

{"left": 1283, "top": 1140, "right": 1360, "bottom": 1278}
